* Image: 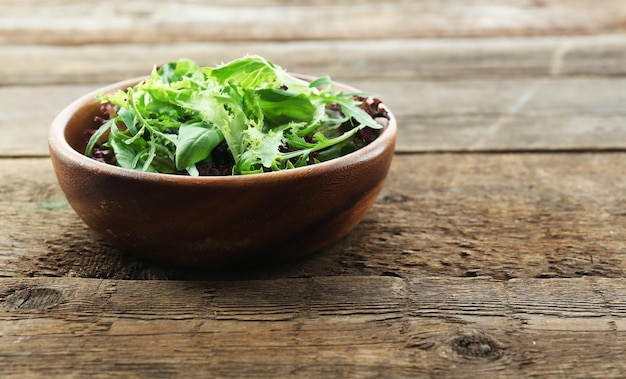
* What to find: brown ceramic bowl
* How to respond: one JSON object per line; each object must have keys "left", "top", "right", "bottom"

{"left": 49, "top": 76, "right": 397, "bottom": 268}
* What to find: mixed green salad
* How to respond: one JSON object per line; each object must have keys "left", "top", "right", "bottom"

{"left": 86, "top": 55, "right": 389, "bottom": 176}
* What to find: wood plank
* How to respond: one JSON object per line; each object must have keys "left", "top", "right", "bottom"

{"left": 389, "top": 77, "right": 626, "bottom": 152}
{"left": 0, "top": 276, "right": 624, "bottom": 377}
{"left": 3, "top": 0, "right": 626, "bottom": 45}
{"left": 1, "top": 153, "right": 624, "bottom": 280}
{"left": 2, "top": 35, "right": 626, "bottom": 86}
{"left": 4, "top": 76, "right": 625, "bottom": 156}
{"left": 0, "top": 85, "right": 100, "bottom": 157}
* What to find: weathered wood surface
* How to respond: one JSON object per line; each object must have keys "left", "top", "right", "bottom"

{"left": 3, "top": 35, "right": 624, "bottom": 154}
{"left": 3, "top": 34, "right": 625, "bottom": 156}
{"left": 4, "top": 76, "right": 626, "bottom": 156}
{"left": 2, "top": 153, "right": 624, "bottom": 281}
{"left": 1, "top": 276, "right": 625, "bottom": 378}
{"left": 3, "top": 0, "right": 626, "bottom": 45}
{"left": 3, "top": 0, "right": 626, "bottom": 377}
{"left": 4, "top": 35, "right": 626, "bottom": 86}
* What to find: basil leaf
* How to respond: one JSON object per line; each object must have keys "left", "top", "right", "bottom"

{"left": 175, "top": 122, "right": 224, "bottom": 171}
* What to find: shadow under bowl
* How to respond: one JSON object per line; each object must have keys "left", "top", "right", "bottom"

{"left": 48, "top": 76, "right": 397, "bottom": 268}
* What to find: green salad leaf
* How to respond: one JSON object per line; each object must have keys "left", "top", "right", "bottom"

{"left": 86, "top": 55, "right": 385, "bottom": 176}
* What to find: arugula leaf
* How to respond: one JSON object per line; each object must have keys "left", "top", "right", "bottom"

{"left": 332, "top": 95, "right": 383, "bottom": 130}
{"left": 256, "top": 89, "right": 316, "bottom": 127}
{"left": 85, "top": 118, "right": 114, "bottom": 156}
{"left": 87, "top": 56, "right": 386, "bottom": 176}
{"left": 308, "top": 75, "right": 332, "bottom": 88}
{"left": 109, "top": 134, "right": 137, "bottom": 170}
{"left": 118, "top": 107, "right": 137, "bottom": 135}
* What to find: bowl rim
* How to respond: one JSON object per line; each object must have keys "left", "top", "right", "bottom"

{"left": 49, "top": 75, "right": 397, "bottom": 185}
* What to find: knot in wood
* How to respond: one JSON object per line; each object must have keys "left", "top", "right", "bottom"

{"left": 450, "top": 334, "right": 503, "bottom": 360}
{"left": 5, "top": 288, "right": 63, "bottom": 310}
{"left": 381, "top": 193, "right": 411, "bottom": 203}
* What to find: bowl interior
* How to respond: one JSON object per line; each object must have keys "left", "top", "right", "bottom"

{"left": 53, "top": 75, "right": 397, "bottom": 180}
{"left": 65, "top": 98, "right": 102, "bottom": 154}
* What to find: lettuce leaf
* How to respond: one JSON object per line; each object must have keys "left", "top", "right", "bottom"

{"left": 87, "top": 55, "right": 384, "bottom": 176}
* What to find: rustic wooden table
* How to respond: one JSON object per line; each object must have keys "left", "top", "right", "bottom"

{"left": 2, "top": 1, "right": 626, "bottom": 377}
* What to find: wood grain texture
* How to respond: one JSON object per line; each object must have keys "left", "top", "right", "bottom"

{"left": 3, "top": 0, "right": 626, "bottom": 45}
{"left": 0, "top": 276, "right": 624, "bottom": 378}
{"left": 2, "top": 154, "right": 624, "bottom": 281}
{"left": 2, "top": 35, "right": 626, "bottom": 86}
{"left": 0, "top": 84, "right": 100, "bottom": 157}
{"left": 4, "top": 76, "right": 626, "bottom": 156}
{"left": 4, "top": 0, "right": 626, "bottom": 377}
{"left": 4, "top": 35, "right": 625, "bottom": 156}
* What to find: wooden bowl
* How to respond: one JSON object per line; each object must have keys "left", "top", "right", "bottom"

{"left": 49, "top": 76, "right": 397, "bottom": 268}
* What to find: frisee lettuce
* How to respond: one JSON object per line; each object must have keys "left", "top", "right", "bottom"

{"left": 86, "top": 55, "right": 384, "bottom": 176}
